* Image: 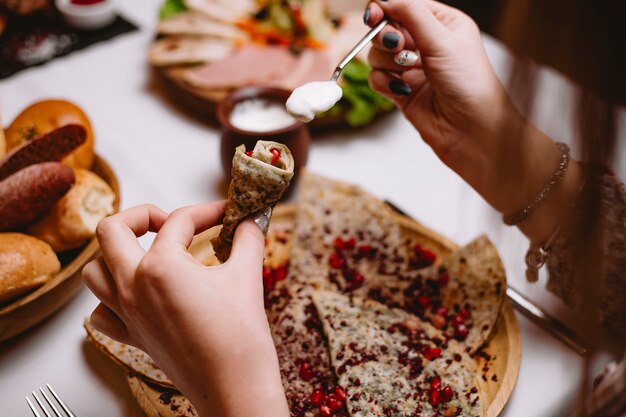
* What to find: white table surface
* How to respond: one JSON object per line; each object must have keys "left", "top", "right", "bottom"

{"left": 1, "top": 2, "right": 624, "bottom": 416}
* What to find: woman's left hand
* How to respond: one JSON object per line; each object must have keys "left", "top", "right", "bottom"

{"left": 82, "top": 201, "right": 289, "bottom": 417}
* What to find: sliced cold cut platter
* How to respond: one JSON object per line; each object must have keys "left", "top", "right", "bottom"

{"left": 150, "top": 0, "right": 395, "bottom": 128}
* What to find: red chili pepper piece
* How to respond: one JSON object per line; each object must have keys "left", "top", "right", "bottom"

{"left": 270, "top": 148, "right": 281, "bottom": 165}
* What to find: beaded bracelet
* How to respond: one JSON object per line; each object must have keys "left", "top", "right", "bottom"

{"left": 503, "top": 142, "right": 571, "bottom": 226}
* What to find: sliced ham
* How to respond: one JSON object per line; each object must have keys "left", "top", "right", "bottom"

{"left": 149, "top": 37, "right": 234, "bottom": 66}
{"left": 183, "top": 45, "right": 297, "bottom": 90}
{"left": 184, "top": 0, "right": 253, "bottom": 23}
{"left": 156, "top": 12, "right": 248, "bottom": 41}
{"left": 324, "top": 11, "right": 370, "bottom": 66}
{"left": 270, "top": 48, "right": 334, "bottom": 91}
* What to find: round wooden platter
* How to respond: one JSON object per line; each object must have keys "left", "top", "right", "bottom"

{"left": 0, "top": 155, "right": 120, "bottom": 343}
{"left": 127, "top": 204, "right": 521, "bottom": 417}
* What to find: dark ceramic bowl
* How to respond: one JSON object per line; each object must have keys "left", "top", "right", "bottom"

{"left": 217, "top": 87, "right": 310, "bottom": 185}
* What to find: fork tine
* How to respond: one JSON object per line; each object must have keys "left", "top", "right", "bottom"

{"left": 46, "top": 384, "right": 76, "bottom": 417}
{"left": 32, "top": 392, "right": 53, "bottom": 417}
{"left": 39, "top": 387, "right": 63, "bottom": 417}
{"left": 26, "top": 396, "right": 42, "bottom": 417}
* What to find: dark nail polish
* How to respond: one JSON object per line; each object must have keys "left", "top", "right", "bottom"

{"left": 389, "top": 79, "right": 412, "bottom": 96}
{"left": 363, "top": 7, "right": 370, "bottom": 25}
{"left": 382, "top": 32, "right": 399, "bottom": 49}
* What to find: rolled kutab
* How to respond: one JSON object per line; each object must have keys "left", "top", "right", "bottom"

{"left": 212, "top": 140, "right": 294, "bottom": 262}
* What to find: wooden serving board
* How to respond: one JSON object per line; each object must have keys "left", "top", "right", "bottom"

{"left": 127, "top": 204, "right": 521, "bottom": 416}
{"left": 0, "top": 155, "right": 120, "bottom": 342}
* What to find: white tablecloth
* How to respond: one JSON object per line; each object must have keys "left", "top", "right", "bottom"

{"left": 1, "top": 2, "right": 624, "bottom": 416}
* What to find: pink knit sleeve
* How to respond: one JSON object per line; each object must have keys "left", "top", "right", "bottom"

{"left": 545, "top": 170, "right": 626, "bottom": 336}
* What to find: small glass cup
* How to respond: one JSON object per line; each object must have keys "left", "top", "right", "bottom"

{"left": 217, "top": 87, "right": 310, "bottom": 187}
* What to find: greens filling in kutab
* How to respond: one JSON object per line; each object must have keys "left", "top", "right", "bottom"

{"left": 212, "top": 140, "right": 294, "bottom": 263}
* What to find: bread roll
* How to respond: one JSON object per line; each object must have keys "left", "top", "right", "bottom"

{"left": 0, "top": 232, "right": 60, "bottom": 305}
{"left": 28, "top": 169, "right": 115, "bottom": 251}
{"left": 0, "top": 162, "right": 75, "bottom": 231}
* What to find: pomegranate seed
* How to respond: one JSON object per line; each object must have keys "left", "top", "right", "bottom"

{"left": 245, "top": 151, "right": 253, "bottom": 157}
{"left": 334, "top": 387, "right": 347, "bottom": 402}
{"left": 429, "top": 389, "right": 441, "bottom": 406}
{"left": 310, "top": 389, "right": 325, "bottom": 405}
{"left": 451, "top": 315, "right": 464, "bottom": 326}
{"left": 440, "top": 386, "right": 453, "bottom": 402}
{"left": 421, "top": 249, "right": 436, "bottom": 263}
{"left": 439, "top": 273, "right": 449, "bottom": 286}
{"left": 329, "top": 252, "right": 344, "bottom": 269}
{"left": 454, "top": 324, "right": 469, "bottom": 340}
{"left": 262, "top": 267, "right": 275, "bottom": 290}
{"left": 319, "top": 405, "right": 333, "bottom": 417}
{"left": 352, "top": 272, "right": 365, "bottom": 287}
{"left": 423, "top": 347, "right": 442, "bottom": 360}
{"left": 334, "top": 237, "right": 345, "bottom": 250}
{"left": 274, "top": 265, "right": 288, "bottom": 281}
{"left": 358, "top": 245, "right": 372, "bottom": 255}
{"left": 429, "top": 376, "right": 441, "bottom": 390}
{"left": 436, "top": 307, "right": 448, "bottom": 316}
{"left": 326, "top": 394, "right": 343, "bottom": 410}
{"left": 418, "top": 296, "right": 430, "bottom": 308}
{"left": 270, "top": 148, "right": 281, "bottom": 165}
{"left": 344, "top": 238, "right": 356, "bottom": 249}
{"left": 299, "top": 363, "right": 314, "bottom": 381}
{"left": 460, "top": 309, "right": 472, "bottom": 319}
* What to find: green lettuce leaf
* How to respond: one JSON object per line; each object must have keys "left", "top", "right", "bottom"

{"left": 159, "top": 0, "right": 187, "bottom": 19}
{"left": 334, "top": 60, "right": 394, "bottom": 127}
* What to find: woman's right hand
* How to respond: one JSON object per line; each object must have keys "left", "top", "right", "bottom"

{"left": 366, "top": 0, "right": 517, "bottom": 181}
{"left": 365, "top": 0, "right": 582, "bottom": 242}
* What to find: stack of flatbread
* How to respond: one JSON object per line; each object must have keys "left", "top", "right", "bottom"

{"left": 85, "top": 170, "right": 507, "bottom": 417}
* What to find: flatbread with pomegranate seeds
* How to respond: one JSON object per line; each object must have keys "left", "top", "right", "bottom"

{"left": 212, "top": 140, "right": 294, "bottom": 263}
{"left": 271, "top": 292, "right": 349, "bottom": 417}
{"left": 286, "top": 170, "right": 407, "bottom": 294}
{"left": 84, "top": 320, "right": 175, "bottom": 389}
{"left": 312, "top": 291, "right": 485, "bottom": 417}
{"left": 362, "top": 236, "right": 506, "bottom": 354}
{"left": 127, "top": 373, "right": 198, "bottom": 417}
{"left": 283, "top": 172, "right": 505, "bottom": 353}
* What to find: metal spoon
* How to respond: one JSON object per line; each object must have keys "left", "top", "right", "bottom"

{"left": 331, "top": 19, "right": 388, "bottom": 81}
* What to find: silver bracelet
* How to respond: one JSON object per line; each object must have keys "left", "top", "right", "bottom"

{"left": 503, "top": 142, "right": 571, "bottom": 226}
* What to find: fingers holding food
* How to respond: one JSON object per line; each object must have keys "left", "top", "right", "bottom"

{"left": 0, "top": 124, "right": 86, "bottom": 181}
{"left": 0, "top": 162, "right": 75, "bottom": 231}
{"left": 95, "top": 205, "right": 169, "bottom": 279}
{"left": 153, "top": 201, "right": 226, "bottom": 251}
{"left": 0, "top": 232, "right": 60, "bottom": 304}
{"left": 6, "top": 99, "right": 95, "bottom": 169}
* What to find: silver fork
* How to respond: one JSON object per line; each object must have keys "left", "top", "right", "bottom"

{"left": 25, "top": 384, "right": 76, "bottom": 417}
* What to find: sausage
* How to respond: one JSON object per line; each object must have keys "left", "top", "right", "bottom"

{"left": 0, "top": 124, "right": 86, "bottom": 181}
{"left": 0, "top": 162, "right": 75, "bottom": 231}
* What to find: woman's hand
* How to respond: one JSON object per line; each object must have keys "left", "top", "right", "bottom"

{"left": 365, "top": 0, "right": 582, "bottom": 243}
{"left": 82, "top": 202, "right": 289, "bottom": 417}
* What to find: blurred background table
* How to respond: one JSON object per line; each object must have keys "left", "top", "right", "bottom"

{"left": 0, "top": 1, "right": 624, "bottom": 416}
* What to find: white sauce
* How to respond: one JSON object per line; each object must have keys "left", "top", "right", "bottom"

{"left": 286, "top": 80, "right": 343, "bottom": 123}
{"left": 229, "top": 99, "right": 296, "bottom": 132}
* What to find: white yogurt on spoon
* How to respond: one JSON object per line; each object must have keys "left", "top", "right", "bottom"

{"left": 286, "top": 80, "right": 343, "bottom": 123}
